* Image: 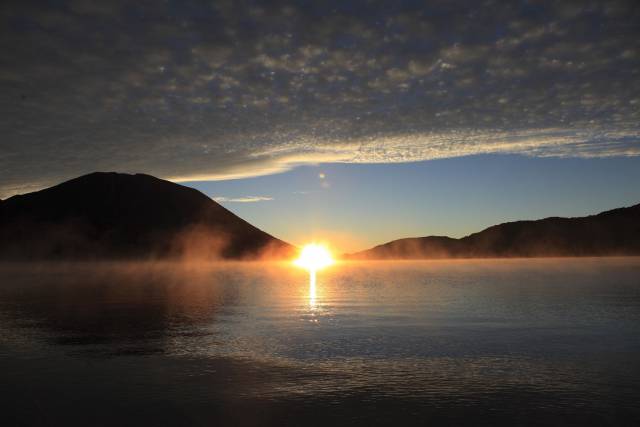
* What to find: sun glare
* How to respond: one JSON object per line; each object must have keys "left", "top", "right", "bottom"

{"left": 294, "top": 244, "right": 334, "bottom": 272}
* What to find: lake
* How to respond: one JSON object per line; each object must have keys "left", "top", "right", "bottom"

{"left": 1, "top": 258, "right": 640, "bottom": 426}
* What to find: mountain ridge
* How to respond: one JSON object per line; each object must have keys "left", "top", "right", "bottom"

{"left": 2, "top": 172, "right": 638, "bottom": 261}
{"left": 348, "top": 203, "right": 640, "bottom": 259}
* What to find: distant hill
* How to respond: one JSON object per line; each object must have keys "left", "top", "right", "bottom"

{"left": 348, "top": 204, "right": 640, "bottom": 259}
{"left": 0, "top": 172, "right": 295, "bottom": 260}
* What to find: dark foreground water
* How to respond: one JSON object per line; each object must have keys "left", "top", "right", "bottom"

{"left": 1, "top": 258, "right": 640, "bottom": 426}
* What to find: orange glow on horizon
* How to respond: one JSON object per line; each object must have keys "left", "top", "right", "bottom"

{"left": 294, "top": 243, "right": 334, "bottom": 272}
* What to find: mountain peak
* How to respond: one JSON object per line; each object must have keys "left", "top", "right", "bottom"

{"left": 0, "top": 172, "right": 294, "bottom": 261}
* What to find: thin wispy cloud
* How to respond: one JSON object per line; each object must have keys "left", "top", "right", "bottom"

{"left": 1, "top": 0, "right": 639, "bottom": 197}
{"left": 213, "top": 196, "right": 274, "bottom": 203}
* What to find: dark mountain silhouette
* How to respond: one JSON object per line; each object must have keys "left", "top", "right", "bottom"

{"left": 348, "top": 204, "right": 640, "bottom": 259}
{"left": 0, "top": 172, "right": 295, "bottom": 260}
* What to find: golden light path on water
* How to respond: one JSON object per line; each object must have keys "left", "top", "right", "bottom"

{"left": 309, "top": 269, "right": 317, "bottom": 307}
{"left": 293, "top": 244, "right": 334, "bottom": 308}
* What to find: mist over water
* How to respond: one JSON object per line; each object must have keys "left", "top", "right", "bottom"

{"left": 1, "top": 258, "right": 640, "bottom": 426}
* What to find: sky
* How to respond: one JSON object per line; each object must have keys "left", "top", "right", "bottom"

{"left": 184, "top": 155, "right": 640, "bottom": 252}
{"left": 1, "top": 0, "right": 639, "bottom": 251}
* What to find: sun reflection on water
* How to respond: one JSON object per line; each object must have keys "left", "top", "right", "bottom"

{"left": 309, "top": 269, "right": 317, "bottom": 308}
{"left": 293, "top": 244, "right": 334, "bottom": 309}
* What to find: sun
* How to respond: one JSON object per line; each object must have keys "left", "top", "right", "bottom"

{"left": 294, "top": 243, "right": 334, "bottom": 271}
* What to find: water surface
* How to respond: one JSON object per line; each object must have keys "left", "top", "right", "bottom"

{"left": 1, "top": 258, "right": 639, "bottom": 426}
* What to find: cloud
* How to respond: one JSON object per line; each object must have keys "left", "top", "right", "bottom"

{"left": 0, "top": 0, "right": 639, "bottom": 197}
{"left": 212, "top": 196, "right": 274, "bottom": 203}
